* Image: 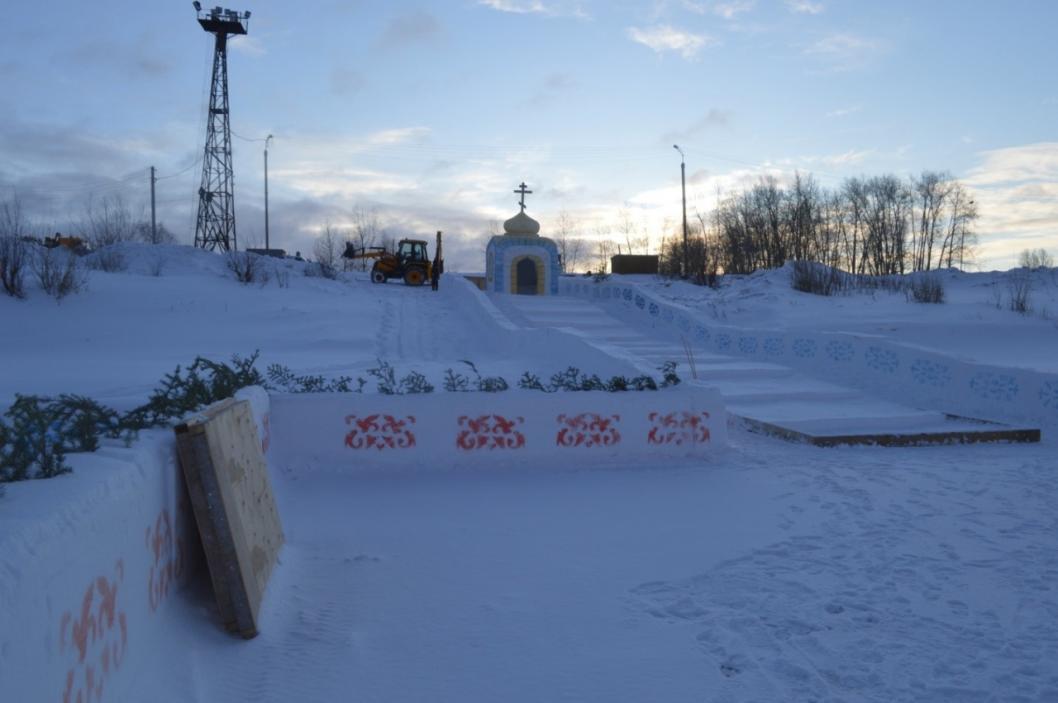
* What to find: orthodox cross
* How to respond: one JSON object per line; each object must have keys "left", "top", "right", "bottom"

{"left": 514, "top": 182, "right": 533, "bottom": 212}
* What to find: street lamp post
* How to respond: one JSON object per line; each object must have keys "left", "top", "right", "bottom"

{"left": 673, "top": 144, "right": 689, "bottom": 278}
{"left": 264, "top": 134, "right": 273, "bottom": 250}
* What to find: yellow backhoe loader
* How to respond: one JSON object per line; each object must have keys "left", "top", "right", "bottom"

{"left": 343, "top": 231, "right": 442, "bottom": 286}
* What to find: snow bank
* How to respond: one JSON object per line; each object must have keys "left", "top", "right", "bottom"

{"left": 269, "top": 388, "right": 725, "bottom": 474}
{"left": 562, "top": 277, "right": 1058, "bottom": 433}
{"left": 0, "top": 432, "right": 201, "bottom": 703}
{"left": 0, "top": 389, "right": 272, "bottom": 702}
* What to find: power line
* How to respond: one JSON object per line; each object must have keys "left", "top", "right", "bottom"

{"left": 231, "top": 130, "right": 269, "bottom": 143}
{"left": 156, "top": 156, "right": 203, "bottom": 180}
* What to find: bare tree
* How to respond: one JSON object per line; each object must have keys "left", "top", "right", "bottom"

{"left": 616, "top": 208, "right": 650, "bottom": 256}
{"left": 135, "top": 220, "right": 177, "bottom": 245}
{"left": 312, "top": 223, "right": 343, "bottom": 278}
{"left": 80, "top": 194, "right": 139, "bottom": 248}
{"left": 1019, "top": 248, "right": 1054, "bottom": 270}
{"left": 553, "top": 210, "right": 585, "bottom": 273}
{"left": 0, "top": 195, "right": 30, "bottom": 298}
{"left": 910, "top": 171, "right": 953, "bottom": 271}
{"left": 939, "top": 183, "right": 977, "bottom": 269}
{"left": 1, "top": 195, "right": 28, "bottom": 239}
{"left": 348, "top": 206, "right": 381, "bottom": 271}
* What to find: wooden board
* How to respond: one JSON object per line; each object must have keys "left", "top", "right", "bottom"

{"left": 175, "top": 398, "right": 284, "bottom": 638}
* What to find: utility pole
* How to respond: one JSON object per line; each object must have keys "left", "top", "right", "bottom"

{"left": 150, "top": 166, "right": 157, "bottom": 243}
{"left": 674, "top": 144, "right": 688, "bottom": 278}
{"left": 264, "top": 134, "right": 273, "bottom": 250}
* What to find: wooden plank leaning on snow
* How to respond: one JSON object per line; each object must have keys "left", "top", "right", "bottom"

{"left": 175, "top": 398, "right": 284, "bottom": 639}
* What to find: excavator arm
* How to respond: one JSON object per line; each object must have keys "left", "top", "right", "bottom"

{"left": 342, "top": 242, "right": 387, "bottom": 260}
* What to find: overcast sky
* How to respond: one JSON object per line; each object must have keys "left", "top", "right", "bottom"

{"left": 2, "top": 0, "right": 1056, "bottom": 270}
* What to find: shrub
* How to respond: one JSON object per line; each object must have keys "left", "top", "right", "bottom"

{"left": 518, "top": 372, "right": 550, "bottom": 392}
{"left": 86, "top": 247, "right": 128, "bottom": 273}
{"left": 908, "top": 273, "right": 945, "bottom": 304}
{"left": 226, "top": 250, "right": 269, "bottom": 284}
{"left": 791, "top": 261, "right": 847, "bottom": 296}
{"left": 1, "top": 351, "right": 264, "bottom": 483}
{"left": 266, "top": 364, "right": 361, "bottom": 393}
{"left": 121, "top": 352, "right": 266, "bottom": 431}
{"left": 1008, "top": 274, "right": 1032, "bottom": 314}
{"left": 303, "top": 261, "right": 338, "bottom": 280}
{"left": 399, "top": 371, "right": 434, "bottom": 394}
{"left": 444, "top": 361, "right": 508, "bottom": 392}
{"left": 658, "top": 361, "right": 681, "bottom": 387}
{"left": 274, "top": 266, "right": 290, "bottom": 288}
{"left": 147, "top": 255, "right": 166, "bottom": 277}
{"left": 0, "top": 235, "right": 28, "bottom": 298}
{"left": 0, "top": 394, "right": 124, "bottom": 482}
{"left": 34, "top": 247, "right": 86, "bottom": 300}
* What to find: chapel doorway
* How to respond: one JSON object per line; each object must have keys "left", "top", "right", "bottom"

{"left": 515, "top": 257, "right": 538, "bottom": 295}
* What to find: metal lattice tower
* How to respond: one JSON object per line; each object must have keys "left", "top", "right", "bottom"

{"left": 194, "top": 5, "right": 250, "bottom": 251}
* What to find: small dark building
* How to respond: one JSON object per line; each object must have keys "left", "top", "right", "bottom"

{"left": 610, "top": 254, "right": 659, "bottom": 275}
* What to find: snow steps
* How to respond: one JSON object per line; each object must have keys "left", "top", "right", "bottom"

{"left": 495, "top": 295, "right": 1040, "bottom": 448}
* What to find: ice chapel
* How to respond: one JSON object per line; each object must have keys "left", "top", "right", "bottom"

{"left": 485, "top": 183, "right": 560, "bottom": 295}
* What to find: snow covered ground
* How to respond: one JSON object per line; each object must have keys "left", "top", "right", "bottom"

{"left": 2, "top": 245, "right": 1057, "bottom": 702}
{"left": 639, "top": 265, "right": 1058, "bottom": 374}
{"left": 130, "top": 433, "right": 1057, "bottom": 703}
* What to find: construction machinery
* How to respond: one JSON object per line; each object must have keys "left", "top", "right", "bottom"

{"left": 343, "top": 231, "right": 443, "bottom": 286}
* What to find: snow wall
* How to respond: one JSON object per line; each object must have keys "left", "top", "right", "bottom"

{"left": 270, "top": 388, "right": 726, "bottom": 473}
{"left": 0, "top": 388, "right": 272, "bottom": 703}
{"left": 561, "top": 277, "right": 1058, "bottom": 435}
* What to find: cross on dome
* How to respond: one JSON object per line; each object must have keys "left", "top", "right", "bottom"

{"left": 514, "top": 182, "right": 533, "bottom": 212}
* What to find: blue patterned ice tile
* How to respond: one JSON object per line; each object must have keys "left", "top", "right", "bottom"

{"left": 635, "top": 294, "right": 646, "bottom": 309}
{"left": 648, "top": 303, "right": 660, "bottom": 317}
{"left": 910, "top": 359, "right": 952, "bottom": 388}
{"left": 970, "top": 372, "right": 1020, "bottom": 402}
{"left": 715, "top": 333, "right": 733, "bottom": 352}
{"left": 865, "top": 346, "right": 899, "bottom": 374}
{"left": 763, "top": 337, "right": 784, "bottom": 356}
{"left": 1040, "top": 381, "right": 1058, "bottom": 412}
{"left": 623, "top": 288, "right": 634, "bottom": 301}
{"left": 825, "top": 340, "right": 855, "bottom": 363}
{"left": 791, "top": 338, "right": 817, "bottom": 359}
{"left": 695, "top": 326, "right": 710, "bottom": 343}
{"left": 738, "top": 336, "right": 758, "bottom": 354}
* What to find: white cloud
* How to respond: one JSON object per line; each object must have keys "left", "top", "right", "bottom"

{"left": 477, "top": 0, "right": 589, "bottom": 18}
{"left": 806, "top": 33, "right": 879, "bottom": 56}
{"left": 803, "top": 32, "right": 882, "bottom": 71}
{"left": 826, "top": 105, "right": 861, "bottom": 118}
{"left": 366, "top": 127, "right": 432, "bottom": 147}
{"left": 821, "top": 149, "right": 874, "bottom": 166}
{"left": 229, "top": 35, "right": 265, "bottom": 57}
{"left": 682, "top": 1, "right": 756, "bottom": 19}
{"left": 962, "top": 142, "right": 1058, "bottom": 268}
{"left": 627, "top": 25, "right": 715, "bottom": 59}
{"left": 786, "top": 0, "right": 824, "bottom": 14}
{"left": 714, "top": 1, "right": 755, "bottom": 19}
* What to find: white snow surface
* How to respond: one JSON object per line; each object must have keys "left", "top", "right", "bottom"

{"left": 638, "top": 265, "right": 1058, "bottom": 374}
{"left": 2, "top": 245, "right": 1057, "bottom": 702}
